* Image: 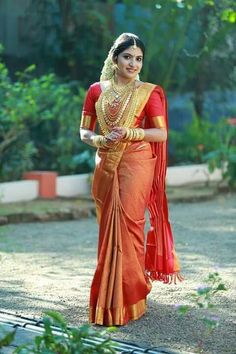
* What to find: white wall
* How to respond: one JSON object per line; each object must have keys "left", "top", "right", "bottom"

{"left": 0, "top": 180, "right": 38, "bottom": 203}
{"left": 56, "top": 174, "right": 91, "bottom": 197}
{"left": 166, "top": 164, "right": 222, "bottom": 187}
{"left": 0, "top": 166, "right": 222, "bottom": 204}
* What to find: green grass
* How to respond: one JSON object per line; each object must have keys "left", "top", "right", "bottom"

{"left": 0, "top": 198, "right": 90, "bottom": 216}
{"left": 167, "top": 185, "right": 217, "bottom": 199}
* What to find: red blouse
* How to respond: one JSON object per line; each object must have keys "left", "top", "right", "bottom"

{"left": 80, "top": 82, "right": 165, "bottom": 131}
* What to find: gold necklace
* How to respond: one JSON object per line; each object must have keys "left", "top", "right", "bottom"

{"left": 106, "top": 78, "right": 136, "bottom": 112}
{"left": 111, "top": 77, "right": 136, "bottom": 97}
{"left": 96, "top": 78, "right": 138, "bottom": 135}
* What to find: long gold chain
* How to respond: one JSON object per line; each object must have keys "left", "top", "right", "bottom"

{"left": 96, "top": 79, "right": 138, "bottom": 136}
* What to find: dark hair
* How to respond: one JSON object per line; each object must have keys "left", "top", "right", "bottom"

{"left": 111, "top": 33, "right": 145, "bottom": 61}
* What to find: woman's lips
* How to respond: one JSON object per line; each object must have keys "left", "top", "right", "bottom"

{"left": 126, "top": 68, "right": 136, "bottom": 73}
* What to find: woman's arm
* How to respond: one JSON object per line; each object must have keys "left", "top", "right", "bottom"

{"left": 80, "top": 128, "right": 124, "bottom": 148}
{"left": 80, "top": 128, "right": 98, "bottom": 148}
{"left": 111, "top": 126, "right": 167, "bottom": 143}
{"left": 143, "top": 127, "right": 167, "bottom": 142}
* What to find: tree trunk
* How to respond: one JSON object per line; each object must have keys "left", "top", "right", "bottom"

{"left": 192, "top": 5, "right": 211, "bottom": 119}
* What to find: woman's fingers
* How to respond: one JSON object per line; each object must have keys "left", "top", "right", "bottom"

{"left": 105, "top": 127, "right": 126, "bottom": 144}
{"left": 111, "top": 127, "right": 126, "bottom": 139}
{"left": 106, "top": 131, "right": 122, "bottom": 141}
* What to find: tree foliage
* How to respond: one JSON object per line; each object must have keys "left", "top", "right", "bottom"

{"left": 6, "top": 0, "right": 235, "bottom": 117}
{"left": 120, "top": 0, "right": 236, "bottom": 115}
{"left": 23, "top": 0, "right": 114, "bottom": 86}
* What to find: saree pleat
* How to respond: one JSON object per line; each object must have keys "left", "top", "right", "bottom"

{"left": 90, "top": 142, "right": 155, "bottom": 325}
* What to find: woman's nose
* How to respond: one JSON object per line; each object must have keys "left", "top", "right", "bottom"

{"left": 129, "top": 59, "right": 134, "bottom": 67}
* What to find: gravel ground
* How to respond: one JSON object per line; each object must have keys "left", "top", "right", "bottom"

{"left": 0, "top": 194, "right": 235, "bottom": 353}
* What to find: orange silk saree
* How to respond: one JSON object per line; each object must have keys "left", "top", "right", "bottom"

{"left": 80, "top": 82, "right": 181, "bottom": 326}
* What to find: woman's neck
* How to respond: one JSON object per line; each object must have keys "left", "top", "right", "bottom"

{"left": 114, "top": 74, "right": 135, "bottom": 86}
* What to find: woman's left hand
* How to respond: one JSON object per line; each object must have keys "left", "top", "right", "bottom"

{"left": 105, "top": 127, "right": 126, "bottom": 144}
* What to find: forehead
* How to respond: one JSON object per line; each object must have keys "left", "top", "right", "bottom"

{"left": 120, "top": 46, "right": 143, "bottom": 56}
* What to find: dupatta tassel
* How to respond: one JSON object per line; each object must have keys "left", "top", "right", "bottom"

{"left": 145, "top": 86, "right": 182, "bottom": 283}
{"left": 147, "top": 271, "right": 184, "bottom": 284}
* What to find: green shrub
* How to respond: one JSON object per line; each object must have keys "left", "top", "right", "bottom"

{"left": 203, "top": 119, "right": 236, "bottom": 189}
{"left": 169, "top": 115, "right": 219, "bottom": 165}
{"left": 0, "top": 47, "right": 94, "bottom": 182}
{"left": 169, "top": 116, "right": 236, "bottom": 189}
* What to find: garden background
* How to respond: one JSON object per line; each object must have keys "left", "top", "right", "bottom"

{"left": 0, "top": 0, "right": 235, "bottom": 188}
{"left": 0, "top": 1, "right": 236, "bottom": 353}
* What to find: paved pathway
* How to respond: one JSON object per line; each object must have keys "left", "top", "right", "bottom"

{"left": 0, "top": 195, "right": 235, "bottom": 353}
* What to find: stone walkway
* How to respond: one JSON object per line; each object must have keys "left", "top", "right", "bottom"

{"left": 0, "top": 194, "right": 235, "bottom": 353}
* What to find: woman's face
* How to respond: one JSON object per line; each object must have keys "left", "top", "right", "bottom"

{"left": 114, "top": 46, "right": 143, "bottom": 81}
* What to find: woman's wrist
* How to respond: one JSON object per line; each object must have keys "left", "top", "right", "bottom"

{"left": 123, "top": 128, "right": 145, "bottom": 141}
{"left": 92, "top": 135, "right": 109, "bottom": 148}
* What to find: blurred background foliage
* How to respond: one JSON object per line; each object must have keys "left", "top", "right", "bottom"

{"left": 0, "top": 0, "right": 235, "bottom": 186}
{"left": 0, "top": 48, "right": 94, "bottom": 182}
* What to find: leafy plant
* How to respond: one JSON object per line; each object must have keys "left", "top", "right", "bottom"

{"left": 169, "top": 116, "right": 236, "bottom": 189}
{"left": 203, "top": 118, "right": 236, "bottom": 189}
{"left": 0, "top": 327, "right": 16, "bottom": 349}
{"left": 0, "top": 311, "right": 117, "bottom": 353}
{"left": 176, "top": 272, "right": 227, "bottom": 352}
{"left": 169, "top": 115, "right": 219, "bottom": 165}
{"left": 0, "top": 51, "right": 94, "bottom": 182}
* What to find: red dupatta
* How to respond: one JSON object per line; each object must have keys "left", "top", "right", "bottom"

{"left": 145, "top": 85, "right": 181, "bottom": 283}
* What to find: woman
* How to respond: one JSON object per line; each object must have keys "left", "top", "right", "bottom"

{"left": 80, "top": 33, "right": 182, "bottom": 326}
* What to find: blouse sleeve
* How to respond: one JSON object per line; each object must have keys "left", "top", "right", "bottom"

{"left": 80, "top": 84, "right": 97, "bottom": 131}
{"left": 145, "top": 87, "right": 166, "bottom": 128}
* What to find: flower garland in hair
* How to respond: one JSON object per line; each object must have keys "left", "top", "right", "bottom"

{"left": 100, "top": 48, "right": 114, "bottom": 81}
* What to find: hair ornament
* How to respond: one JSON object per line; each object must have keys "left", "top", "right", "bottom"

{"left": 100, "top": 47, "right": 114, "bottom": 81}
{"left": 132, "top": 37, "right": 137, "bottom": 50}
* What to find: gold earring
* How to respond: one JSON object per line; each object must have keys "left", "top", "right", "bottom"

{"left": 113, "top": 62, "right": 119, "bottom": 71}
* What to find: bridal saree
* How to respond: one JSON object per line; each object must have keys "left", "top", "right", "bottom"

{"left": 80, "top": 82, "right": 180, "bottom": 326}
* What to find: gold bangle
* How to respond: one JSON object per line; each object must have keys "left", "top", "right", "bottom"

{"left": 123, "top": 128, "right": 145, "bottom": 141}
{"left": 93, "top": 135, "right": 109, "bottom": 148}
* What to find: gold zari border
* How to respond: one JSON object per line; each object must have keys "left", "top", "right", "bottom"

{"left": 89, "top": 298, "right": 146, "bottom": 326}
{"left": 152, "top": 115, "right": 166, "bottom": 128}
{"left": 80, "top": 114, "right": 92, "bottom": 129}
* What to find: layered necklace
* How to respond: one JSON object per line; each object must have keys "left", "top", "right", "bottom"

{"left": 96, "top": 76, "right": 138, "bottom": 136}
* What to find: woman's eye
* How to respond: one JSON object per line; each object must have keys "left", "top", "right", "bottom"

{"left": 122, "top": 55, "right": 142, "bottom": 61}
